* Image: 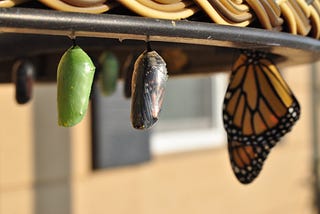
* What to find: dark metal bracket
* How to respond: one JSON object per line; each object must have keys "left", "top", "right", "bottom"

{"left": 0, "top": 7, "right": 319, "bottom": 82}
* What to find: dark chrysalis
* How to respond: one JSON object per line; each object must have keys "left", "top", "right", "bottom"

{"left": 98, "top": 51, "right": 119, "bottom": 96}
{"left": 12, "top": 59, "right": 35, "bottom": 104}
{"left": 130, "top": 43, "right": 168, "bottom": 129}
{"left": 122, "top": 53, "right": 139, "bottom": 99}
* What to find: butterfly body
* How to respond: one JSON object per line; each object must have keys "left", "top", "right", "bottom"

{"left": 223, "top": 50, "right": 300, "bottom": 184}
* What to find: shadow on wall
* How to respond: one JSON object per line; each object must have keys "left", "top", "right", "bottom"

{"left": 33, "top": 84, "right": 71, "bottom": 214}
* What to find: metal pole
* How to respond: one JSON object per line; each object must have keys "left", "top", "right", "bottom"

{"left": 0, "top": 7, "right": 319, "bottom": 58}
{"left": 312, "top": 62, "right": 320, "bottom": 213}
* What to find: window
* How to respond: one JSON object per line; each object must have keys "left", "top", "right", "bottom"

{"left": 91, "top": 73, "right": 229, "bottom": 169}
{"left": 151, "top": 73, "right": 228, "bottom": 155}
{"left": 91, "top": 83, "right": 151, "bottom": 169}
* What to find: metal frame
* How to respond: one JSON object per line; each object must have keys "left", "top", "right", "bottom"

{"left": 312, "top": 63, "right": 320, "bottom": 213}
{"left": 0, "top": 7, "right": 319, "bottom": 65}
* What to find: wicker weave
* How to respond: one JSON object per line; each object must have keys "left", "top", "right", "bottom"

{"left": 1, "top": 0, "right": 319, "bottom": 39}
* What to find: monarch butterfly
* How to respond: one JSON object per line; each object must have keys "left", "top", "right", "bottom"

{"left": 223, "top": 50, "right": 300, "bottom": 184}
{"left": 131, "top": 43, "right": 168, "bottom": 129}
{"left": 57, "top": 45, "right": 96, "bottom": 127}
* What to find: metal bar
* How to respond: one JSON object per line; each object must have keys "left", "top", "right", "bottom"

{"left": 312, "top": 63, "right": 320, "bottom": 213}
{"left": 0, "top": 7, "right": 320, "bottom": 84}
{"left": 0, "top": 8, "right": 319, "bottom": 56}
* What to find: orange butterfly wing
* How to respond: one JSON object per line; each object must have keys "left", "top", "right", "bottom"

{"left": 223, "top": 51, "right": 300, "bottom": 184}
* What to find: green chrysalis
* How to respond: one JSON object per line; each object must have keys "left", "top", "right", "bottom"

{"left": 98, "top": 51, "right": 119, "bottom": 96}
{"left": 57, "top": 45, "right": 95, "bottom": 127}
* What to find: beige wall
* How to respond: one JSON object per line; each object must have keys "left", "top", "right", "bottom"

{"left": 0, "top": 63, "right": 318, "bottom": 214}
{"left": 0, "top": 84, "right": 35, "bottom": 214}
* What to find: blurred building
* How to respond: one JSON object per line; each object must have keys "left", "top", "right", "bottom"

{"left": 0, "top": 62, "right": 319, "bottom": 214}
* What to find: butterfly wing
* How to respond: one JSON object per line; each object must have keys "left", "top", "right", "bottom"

{"left": 223, "top": 51, "right": 300, "bottom": 184}
{"left": 228, "top": 140, "right": 268, "bottom": 183}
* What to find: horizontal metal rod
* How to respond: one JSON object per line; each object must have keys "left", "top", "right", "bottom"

{"left": 0, "top": 7, "right": 319, "bottom": 65}
{"left": 0, "top": 8, "right": 319, "bottom": 49}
